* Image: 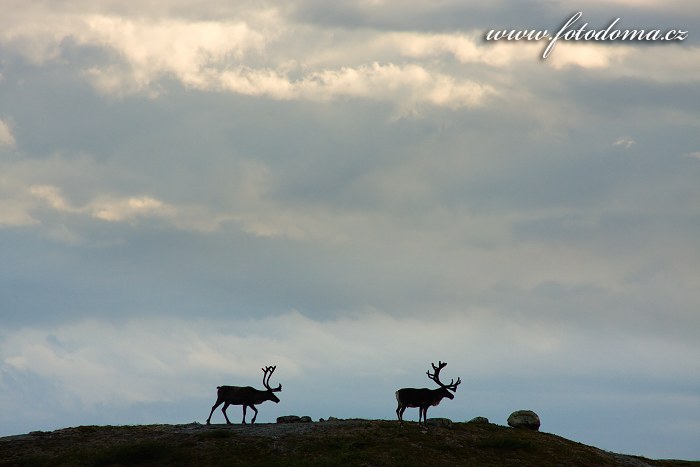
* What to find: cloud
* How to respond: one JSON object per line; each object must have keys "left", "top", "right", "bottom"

{"left": 87, "top": 47, "right": 496, "bottom": 110}
{"left": 5, "top": 184, "right": 200, "bottom": 241}
{"left": 0, "top": 118, "right": 16, "bottom": 147}
{"left": 613, "top": 136, "right": 636, "bottom": 148}
{"left": 3, "top": 2, "right": 697, "bottom": 117}
{"left": 0, "top": 202, "right": 37, "bottom": 227}
{"left": 81, "top": 14, "right": 275, "bottom": 95}
{"left": 90, "top": 196, "right": 173, "bottom": 222}
{"left": 29, "top": 184, "right": 172, "bottom": 221}
{"left": 29, "top": 185, "right": 78, "bottom": 212}
{"left": 275, "top": 62, "right": 494, "bottom": 108}
{"left": 2, "top": 310, "right": 697, "bottom": 408}
{"left": 547, "top": 43, "right": 629, "bottom": 70}
{"left": 390, "top": 31, "right": 540, "bottom": 67}
{"left": 1, "top": 9, "right": 498, "bottom": 109}
{"left": 1, "top": 311, "right": 698, "bottom": 458}
{"left": 603, "top": 46, "right": 700, "bottom": 84}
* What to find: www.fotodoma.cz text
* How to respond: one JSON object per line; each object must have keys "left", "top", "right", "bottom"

{"left": 484, "top": 12, "right": 688, "bottom": 59}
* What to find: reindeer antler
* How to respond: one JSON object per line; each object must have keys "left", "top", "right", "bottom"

{"left": 426, "top": 361, "right": 461, "bottom": 392}
{"left": 262, "top": 365, "right": 282, "bottom": 392}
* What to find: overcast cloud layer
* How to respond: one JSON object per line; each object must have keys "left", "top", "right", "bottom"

{"left": 1, "top": 0, "right": 699, "bottom": 460}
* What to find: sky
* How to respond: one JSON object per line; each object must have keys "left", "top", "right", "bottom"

{"left": 1, "top": 0, "right": 699, "bottom": 460}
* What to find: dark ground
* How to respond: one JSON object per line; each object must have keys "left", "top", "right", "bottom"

{"left": 1, "top": 419, "right": 697, "bottom": 467}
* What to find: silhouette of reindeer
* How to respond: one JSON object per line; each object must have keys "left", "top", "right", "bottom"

{"left": 395, "top": 361, "right": 461, "bottom": 425}
{"left": 206, "top": 365, "right": 282, "bottom": 425}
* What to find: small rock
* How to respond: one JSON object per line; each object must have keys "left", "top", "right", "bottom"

{"left": 276, "top": 415, "right": 301, "bottom": 424}
{"left": 425, "top": 418, "right": 452, "bottom": 427}
{"left": 468, "top": 416, "right": 490, "bottom": 424}
{"left": 507, "top": 410, "right": 540, "bottom": 431}
{"left": 299, "top": 416, "right": 313, "bottom": 423}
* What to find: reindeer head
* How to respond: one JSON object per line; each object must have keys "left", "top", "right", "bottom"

{"left": 426, "top": 361, "right": 461, "bottom": 400}
{"left": 262, "top": 365, "right": 282, "bottom": 403}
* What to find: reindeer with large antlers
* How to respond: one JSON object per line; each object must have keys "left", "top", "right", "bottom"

{"left": 395, "top": 361, "right": 461, "bottom": 425}
{"left": 206, "top": 366, "right": 282, "bottom": 425}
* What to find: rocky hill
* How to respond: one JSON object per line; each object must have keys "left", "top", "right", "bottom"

{"left": 1, "top": 419, "right": 697, "bottom": 466}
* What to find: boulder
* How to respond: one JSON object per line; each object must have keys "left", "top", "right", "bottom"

{"left": 277, "top": 415, "right": 313, "bottom": 423}
{"left": 507, "top": 410, "right": 540, "bottom": 431}
{"left": 468, "top": 416, "right": 490, "bottom": 424}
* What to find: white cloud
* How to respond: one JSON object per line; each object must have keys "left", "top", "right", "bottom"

{"left": 298, "top": 63, "right": 494, "bottom": 108}
{"left": 29, "top": 184, "right": 174, "bottom": 222}
{"left": 90, "top": 195, "right": 173, "bottom": 222}
{"left": 613, "top": 136, "right": 636, "bottom": 148}
{"left": 389, "top": 32, "right": 539, "bottom": 67}
{"left": 0, "top": 119, "right": 16, "bottom": 147}
{"left": 1, "top": 9, "right": 499, "bottom": 109}
{"left": 81, "top": 14, "right": 274, "bottom": 94}
{"left": 30, "top": 185, "right": 78, "bottom": 212}
{"left": 24, "top": 183, "right": 231, "bottom": 233}
{"left": 88, "top": 48, "right": 496, "bottom": 109}
{"left": 3, "top": 3, "right": 696, "bottom": 113}
{"left": 547, "top": 43, "right": 629, "bottom": 70}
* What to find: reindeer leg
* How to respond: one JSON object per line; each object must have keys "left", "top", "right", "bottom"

{"left": 242, "top": 405, "right": 247, "bottom": 424}
{"left": 206, "top": 398, "right": 223, "bottom": 425}
{"left": 396, "top": 405, "right": 405, "bottom": 424}
{"left": 250, "top": 405, "right": 259, "bottom": 424}
{"left": 222, "top": 402, "right": 233, "bottom": 425}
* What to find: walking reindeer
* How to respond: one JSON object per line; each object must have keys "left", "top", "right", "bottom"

{"left": 395, "top": 361, "right": 461, "bottom": 425}
{"left": 206, "top": 365, "right": 282, "bottom": 425}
